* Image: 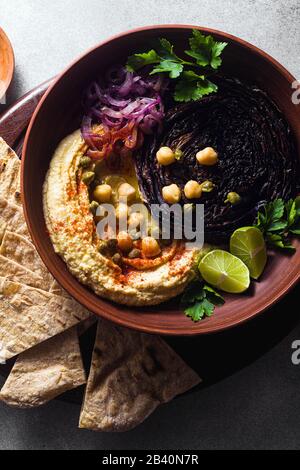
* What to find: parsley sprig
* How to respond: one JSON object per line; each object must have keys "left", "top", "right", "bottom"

{"left": 181, "top": 281, "right": 224, "bottom": 322}
{"left": 255, "top": 197, "right": 300, "bottom": 252}
{"left": 126, "top": 30, "right": 227, "bottom": 102}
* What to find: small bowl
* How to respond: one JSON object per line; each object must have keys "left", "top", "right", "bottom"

{"left": 0, "top": 28, "right": 14, "bottom": 102}
{"left": 22, "top": 25, "right": 300, "bottom": 336}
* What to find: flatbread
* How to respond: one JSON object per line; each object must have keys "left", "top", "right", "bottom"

{"left": 49, "top": 279, "right": 69, "bottom": 298}
{"left": 0, "top": 138, "right": 21, "bottom": 206}
{"left": 0, "top": 254, "right": 46, "bottom": 289}
{"left": 79, "top": 319, "right": 201, "bottom": 432}
{"left": 0, "top": 326, "right": 86, "bottom": 408}
{"left": 0, "top": 277, "right": 90, "bottom": 360}
{"left": 0, "top": 197, "right": 29, "bottom": 242}
{"left": 0, "top": 231, "right": 54, "bottom": 288}
{"left": 0, "top": 140, "right": 92, "bottom": 358}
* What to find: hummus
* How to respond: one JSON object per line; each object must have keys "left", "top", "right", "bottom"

{"left": 43, "top": 130, "right": 197, "bottom": 306}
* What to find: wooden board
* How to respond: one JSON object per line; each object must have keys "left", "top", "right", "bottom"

{"left": 0, "top": 81, "right": 299, "bottom": 404}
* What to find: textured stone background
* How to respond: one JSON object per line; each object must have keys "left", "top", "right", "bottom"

{"left": 0, "top": 0, "right": 299, "bottom": 450}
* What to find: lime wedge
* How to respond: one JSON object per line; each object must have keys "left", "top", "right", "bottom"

{"left": 230, "top": 226, "right": 267, "bottom": 280}
{"left": 199, "top": 249, "right": 250, "bottom": 293}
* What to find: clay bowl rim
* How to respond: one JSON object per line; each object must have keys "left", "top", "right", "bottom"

{"left": 21, "top": 24, "right": 300, "bottom": 336}
{"left": 0, "top": 27, "right": 14, "bottom": 100}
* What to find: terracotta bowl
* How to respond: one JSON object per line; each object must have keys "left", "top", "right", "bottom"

{"left": 22, "top": 25, "right": 300, "bottom": 335}
{"left": 0, "top": 28, "right": 14, "bottom": 102}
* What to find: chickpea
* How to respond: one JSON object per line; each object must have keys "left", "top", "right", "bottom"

{"left": 183, "top": 203, "right": 194, "bottom": 215}
{"left": 142, "top": 236, "right": 161, "bottom": 258}
{"left": 118, "top": 183, "right": 136, "bottom": 203}
{"left": 162, "top": 184, "right": 181, "bottom": 204}
{"left": 115, "top": 203, "right": 129, "bottom": 221}
{"left": 156, "top": 146, "right": 175, "bottom": 166}
{"left": 117, "top": 231, "right": 133, "bottom": 253}
{"left": 184, "top": 180, "right": 202, "bottom": 199}
{"left": 128, "top": 211, "right": 144, "bottom": 228}
{"left": 93, "top": 184, "right": 112, "bottom": 203}
{"left": 196, "top": 147, "right": 218, "bottom": 166}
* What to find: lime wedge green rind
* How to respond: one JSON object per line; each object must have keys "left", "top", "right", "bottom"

{"left": 198, "top": 249, "right": 250, "bottom": 294}
{"left": 230, "top": 226, "right": 267, "bottom": 280}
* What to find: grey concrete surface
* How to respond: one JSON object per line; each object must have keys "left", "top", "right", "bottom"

{"left": 0, "top": 0, "right": 300, "bottom": 450}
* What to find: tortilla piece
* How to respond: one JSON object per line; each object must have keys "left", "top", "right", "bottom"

{"left": 0, "top": 254, "right": 46, "bottom": 289}
{"left": 0, "top": 197, "right": 29, "bottom": 242}
{"left": 79, "top": 319, "right": 201, "bottom": 432}
{"left": 0, "top": 277, "right": 90, "bottom": 360}
{"left": 0, "top": 138, "right": 21, "bottom": 206}
{"left": 0, "top": 326, "right": 86, "bottom": 408}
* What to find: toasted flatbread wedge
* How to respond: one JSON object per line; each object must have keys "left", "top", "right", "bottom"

{"left": 0, "top": 231, "right": 54, "bottom": 287}
{"left": 0, "top": 277, "right": 90, "bottom": 360}
{"left": 0, "top": 254, "right": 46, "bottom": 289}
{"left": 0, "top": 140, "right": 91, "bottom": 358}
{"left": 79, "top": 319, "right": 201, "bottom": 432}
{"left": 0, "top": 327, "right": 86, "bottom": 408}
{"left": 49, "top": 279, "right": 69, "bottom": 298}
{"left": 0, "top": 197, "right": 29, "bottom": 242}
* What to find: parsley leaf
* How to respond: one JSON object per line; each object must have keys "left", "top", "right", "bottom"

{"left": 185, "top": 30, "right": 227, "bottom": 69}
{"left": 181, "top": 281, "right": 224, "bottom": 322}
{"left": 150, "top": 60, "right": 183, "bottom": 78}
{"left": 174, "top": 71, "right": 217, "bottom": 102}
{"left": 126, "top": 50, "right": 160, "bottom": 72}
{"left": 290, "top": 196, "right": 300, "bottom": 235}
{"left": 266, "top": 233, "right": 295, "bottom": 252}
{"left": 211, "top": 41, "right": 228, "bottom": 69}
{"left": 202, "top": 284, "right": 225, "bottom": 305}
{"left": 255, "top": 197, "right": 300, "bottom": 252}
{"left": 256, "top": 199, "right": 285, "bottom": 233}
{"left": 290, "top": 222, "right": 300, "bottom": 235}
{"left": 126, "top": 30, "right": 227, "bottom": 102}
{"left": 185, "top": 298, "right": 214, "bottom": 322}
{"left": 286, "top": 199, "right": 297, "bottom": 227}
{"left": 156, "top": 38, "right": 182, "bottom": 62}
